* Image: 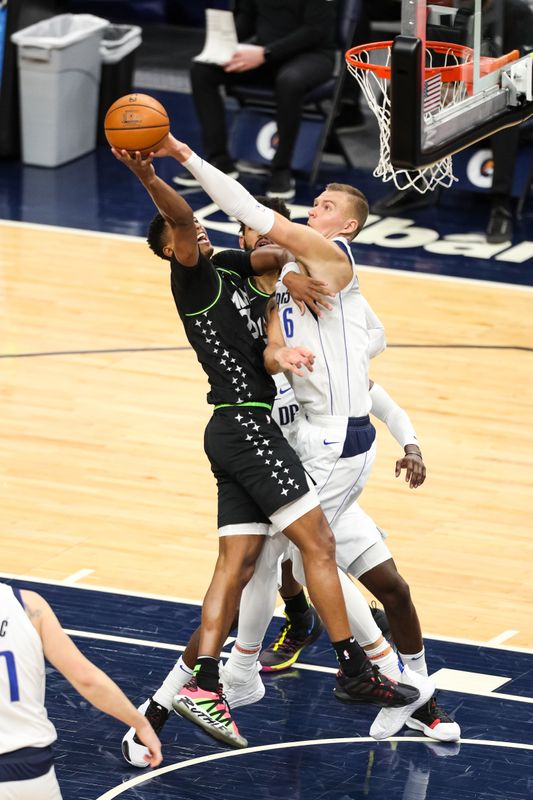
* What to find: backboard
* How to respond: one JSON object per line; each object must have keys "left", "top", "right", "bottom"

{"left": 389, "top": 0, "right": 533, "bottom": 169}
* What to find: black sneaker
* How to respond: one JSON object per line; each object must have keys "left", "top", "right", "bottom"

{"left": 486, "top": 197, "right": 513, "bottom": 243}
{"left": 259, "top": 607, "right": 324, "bottom": 672}
{"left": 334, "top": 663, "right": 420, "bottom": 708}
{"left": 172, "top": 163, "right": 239, "bottom": 188}
{"left": 266, "top": 169, "right": 295, "bottom": 200}
{"left": 122, "top": 697, "right": 169, "bottom": 768}
{"left": 369, "top": 602, "right": 393, "bottom": 643}
{"left": 406, "top": 694, "right": 461, "bottom": 741}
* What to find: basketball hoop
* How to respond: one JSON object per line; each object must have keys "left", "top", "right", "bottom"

{"left": 345, "top": 40, "right": 475, "bottom": 193}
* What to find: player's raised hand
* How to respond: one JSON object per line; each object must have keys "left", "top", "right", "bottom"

{"left": 395, "top": 450, "right": 426, "bottom": 488}
{"left": 283, "top": 272, "right": 335, "bottom": 317}
{"left": 111, "top": 148, "right": 155, "bottom": 180}
{"left": 275, "top": 346, "right": 315, "bottom": 377}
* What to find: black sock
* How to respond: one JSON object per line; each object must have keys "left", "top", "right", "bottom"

{"left": 283, "top": 589, "right": 309, "bottom": 620}
{"left": 194, "top": 656, "right": 220, "bottom": 692}
{"left": 332, "top": 637, "right": 369, "bottom": 676}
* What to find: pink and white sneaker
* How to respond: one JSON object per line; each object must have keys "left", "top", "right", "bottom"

{"left": 172, "top": 677, "right": 247, "bottom": 748}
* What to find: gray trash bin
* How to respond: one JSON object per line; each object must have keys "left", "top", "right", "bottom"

{"left": 98, "top": 24, "right": 142, "bottom": 144}
{"left": 11, "top": 14, "right": 109, "bottom": 167}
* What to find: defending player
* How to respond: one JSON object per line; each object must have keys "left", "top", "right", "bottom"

{"left": 112, "top": 144, "right": 419, "bottom": 752}
{"left": 0, "top": 582, "right": 161, "bottom": 799}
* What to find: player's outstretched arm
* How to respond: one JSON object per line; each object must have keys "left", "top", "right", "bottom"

{"left": 21, "top": 590, "right": 163, "bottom": 768}
{"left": 111, "top": 146, "right": 199, "bottom": 266}
{"left": 264, "top": 302, "right": 315, "bottom": 377}
{"left": 369, "top": 382, "right": 426, "bottom": 489}
{"left": 162, "top": 134, "right": 349, "bottom": 288}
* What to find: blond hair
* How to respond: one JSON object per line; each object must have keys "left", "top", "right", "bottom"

{"left": 325, "top": 182, "right": 369, "bottom": 240}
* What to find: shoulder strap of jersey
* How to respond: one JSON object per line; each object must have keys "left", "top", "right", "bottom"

{"left": 12, "top": 587, "right": 25, "bottom": 609}
{"left": 332, "top": 236, "right": 359, "bottom": 292}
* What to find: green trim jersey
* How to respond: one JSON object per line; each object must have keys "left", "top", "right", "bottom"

{"left": 170, "top": 252, "right": 276, "bottom": 407}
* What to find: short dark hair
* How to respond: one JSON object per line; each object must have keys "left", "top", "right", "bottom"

{"left": 238, "top": 195, "right": 291, "bottom": 235}
{"left": 325, "top": 183, "right": 369, "bottom": 240}
{"left": 147, "top": 212, "right": 171, "bottom": 260}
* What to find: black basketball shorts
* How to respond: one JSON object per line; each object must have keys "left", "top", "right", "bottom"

{"left": 204, "top": 406, "right": 312, "bottom": 531}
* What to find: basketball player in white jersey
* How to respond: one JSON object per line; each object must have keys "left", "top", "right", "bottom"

{"left": 0, "top": 583, "right": 161, "bottom": 799}
{"left": 119, "top": 191, "right": 434, "bottom": 767}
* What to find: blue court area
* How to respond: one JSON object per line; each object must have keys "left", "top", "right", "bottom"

{"left": 0, "top": 90, "right": 531, "bottom": 286}
{"left": 3, "top": 576, "right": 532, "bottom": 800}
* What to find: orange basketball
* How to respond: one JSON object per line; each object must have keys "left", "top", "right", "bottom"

{"left": 104, "top": 93, "right": 170, "bottom": 156}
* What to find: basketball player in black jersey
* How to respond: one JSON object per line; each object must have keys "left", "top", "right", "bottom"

{"left": 112, "top": 145, "right": 419, "bottom": 753}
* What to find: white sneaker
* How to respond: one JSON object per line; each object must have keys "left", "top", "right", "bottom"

{"left": 121, "top": 697, "right": 169, "bottom": 768}
{"left": 370, "top": 667, "right": 435, "bottom": 740}
{"left": 405, "top": 694, "right": 461, "bottom": 741}
{"left": 220, "top": 661, "right": 265, "bottom": 709}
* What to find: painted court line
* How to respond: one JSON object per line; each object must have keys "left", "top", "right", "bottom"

{"left": 2, "top": 572, "right": 532, "bottom": 655}
{"left": 487, "top": 629, "right": 520, "bottom": 645}
{"left": 62, "top": 627, "right": 533, "bottom": 705}
{"left": 95, "top": 737, "right": 533, "bottom": 800}
{"left": 63, "top": 569, "right": 94, "bottom": 583}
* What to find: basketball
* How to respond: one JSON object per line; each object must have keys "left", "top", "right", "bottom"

{"left": 104, "top": 93, "right": 170, "bottom": 156}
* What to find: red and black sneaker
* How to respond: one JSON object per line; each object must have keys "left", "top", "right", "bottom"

{"left": 334, "top": 663, "right": 420, "bottom": 708}
{"left": 406, "top": 694, "right": 461, "bottom": 741}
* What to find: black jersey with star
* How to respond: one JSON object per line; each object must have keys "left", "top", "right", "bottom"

{"left": 211, "top": 248, "right": 272, "bottom": 343}
{"left": 170, "top": 252, "right": 275, "bottom": 407}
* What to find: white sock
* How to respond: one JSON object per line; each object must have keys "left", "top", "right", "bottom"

{"left": 336, "top": 568, "right": 383, "bottom": 646}
{"left": 365, "top": 639, "right": 403, "bottom": 682}
{"left": 152, "top": 655, "right": 193, "bottom": 709}
{"left": 399, "top": 648, "right": 428, "bottom": 678}
{"left": 226, "top": 534, "right": 286, "bottom": 677}
{"left": 227, "top": 640, "right": 262, "bottom": 680}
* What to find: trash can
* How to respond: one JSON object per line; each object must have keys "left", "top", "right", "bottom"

{"left": 11, "top": 14, "right": 109, "bottom": 167}
{"left": 97, "top": 24, "right": 142, "bottom": 145}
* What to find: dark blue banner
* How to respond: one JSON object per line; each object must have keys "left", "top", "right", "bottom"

{"left": 0, "top": 1, "right": 6, "bottom": 91}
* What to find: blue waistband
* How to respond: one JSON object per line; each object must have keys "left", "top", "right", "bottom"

{"left": 0, "top": 745, "right": 54, "bottom": 783}
{"left": 347, "top": 415, "right": 371, "bottom": 427}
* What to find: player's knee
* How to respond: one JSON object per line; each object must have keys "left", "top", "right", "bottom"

{"left": 304, "top": 515, "right": 336, "bottom": 562}
{"left": 384, "top": 573, "right": 412, "bottom": 610}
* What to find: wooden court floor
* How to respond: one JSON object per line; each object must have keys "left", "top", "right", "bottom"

{"left": 1, "top": 221, "right": 532, "bottom": 647}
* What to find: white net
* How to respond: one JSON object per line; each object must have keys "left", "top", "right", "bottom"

{"left": 346, "top": 43, "right": 471, "bottom": 193}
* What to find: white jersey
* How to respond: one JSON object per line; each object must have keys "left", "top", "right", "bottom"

{"left": 0, "top": 585, "right": 57, "bottom": 754}
{"left": 271, "top": 372, "right": 299, "bottom": 448}
{"left": 275, "top": 238, "right": 382, "bottom": 419}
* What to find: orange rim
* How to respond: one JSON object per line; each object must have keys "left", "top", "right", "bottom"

{"left": 345, "top": 41, "right": 518, "bottom": 84}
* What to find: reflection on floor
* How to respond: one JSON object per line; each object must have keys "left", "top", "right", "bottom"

{"left": 4, "top": 577, "right": 532, "bottom": 800}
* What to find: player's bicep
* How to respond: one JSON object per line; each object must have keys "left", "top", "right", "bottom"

{"left": 270, "top": 215, "right": 350, "bottom": 287}
{"left": 41, "top": 606, "right": 95, "bottom": 686}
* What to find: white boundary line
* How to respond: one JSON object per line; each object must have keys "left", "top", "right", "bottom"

{"left": 2, "top": 571, "right": 532, "bottom": 654}
{"left": 1, "top": 219, "right": 531, "bottom": 293}
{"left": 62, "top": 627, "right": 533, "bottom": 705}
{"left": 487, "top": 630, "right": 520, "bottom": 646}
{"left": 95, "top": 737, "right": 533, "bottom": 800}
{"left": 63, "top": 569, "right": 94, "bottom": 584}
{"left": 0, "top": 571, "right": 202, "bottom": 608}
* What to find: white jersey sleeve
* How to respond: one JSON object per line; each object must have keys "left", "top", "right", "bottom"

{"left": 0, "top": 584, "right": 57, "bottom": 754}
